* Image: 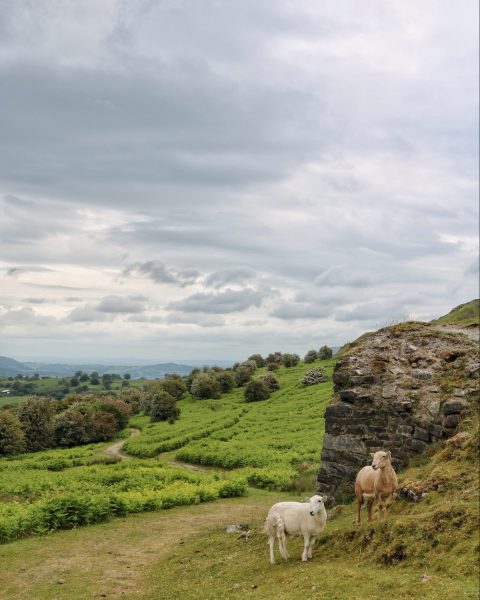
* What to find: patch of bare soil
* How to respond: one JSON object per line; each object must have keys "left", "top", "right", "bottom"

{"left": 104, "top": 428, "right": 140, "bottom": 460}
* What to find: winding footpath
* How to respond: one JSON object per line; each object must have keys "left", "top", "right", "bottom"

{"left": 104, "top": 429, "right": 210, "bottom": 472}
{"left": 104, "top": 428, "right": 140, "bottom": 460}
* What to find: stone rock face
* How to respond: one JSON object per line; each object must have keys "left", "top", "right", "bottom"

{"left": 316, "top": 323, "right": 479, "bottom": 499}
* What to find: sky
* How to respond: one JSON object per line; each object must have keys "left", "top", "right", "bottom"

{"left": 0, "top": 0, "right": 478, "bottom": 363}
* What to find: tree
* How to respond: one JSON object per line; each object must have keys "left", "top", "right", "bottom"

{"left": 248, "top": 354, "right": 266, "bottom": 368}
{"left": 159, "top": 377, "right": 187, "bottom": 401}
{"left": 318, "top": 345, "right": 333, "bottom": 360}
{"left": 123, "top": 373, "right": 131, "bottom": 380}
{"left": 53, "top": 408, "right": 89, "bottom": 447}
{"left": 70, "top": 376, "right": 80, "bottom": 387}
{"left": 79, "top": 373, "right": 89, "bottom": 382}
{"left": 283, "top": 353, "right": 300, "bottom": 367}
{"left": 215, "top": 370, "right": 236, "bottom": 393}
{"left": 190, "top": 374, "right": 222, "bottom": 399}
{"left": 90, "top": 371, "right": 100, "bottom": 385}
{"left": 259, "top": 372, "right": 280, "bottom": 392}
{"left": 102, "top": 373, "right": 113, "bottom": 389}
{"left": 96, "top": 397, "right": 131, "bottom": 430}
{"left": 0, "top": 411, "right": 25, "bottom": 456}
{"left": 304, "top": 350, "right": 318, "bottom": 364}
{"left": 149, "top": 390, "right": 180, "bottom": 423}
{"left": 244, "top": 380, "right": 270, "bottom": 403}
{"left": 17, "top": 397, "right": 54, "bottom": 451}
{"left": 88, "top": 411, "right": 119, "bottom": 442}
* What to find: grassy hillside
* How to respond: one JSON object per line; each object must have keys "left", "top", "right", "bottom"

{"left": 432, "top": 299, "right": 479, "bottom": 326}
{"left": 125, "top": 359, "right": 335, "bottom": 489}
{"left": 0, "top": 358, "right": 334, "bottom": 543}
{"left": 0, "top": 426, "right": 477, "bottom": 600}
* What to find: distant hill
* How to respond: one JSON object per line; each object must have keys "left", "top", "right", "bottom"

{"left": 0, "top": 356, "right": 34, "bottom": 377}
{"left": 0, "top": 357, "right": 195, "bottom": 379}
{"left": 432, "top": 299, "right": 479, "bottom": 326}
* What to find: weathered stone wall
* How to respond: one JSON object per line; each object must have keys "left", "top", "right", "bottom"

{"left": 316, "top": 323, "right": 479, "bottom": 499}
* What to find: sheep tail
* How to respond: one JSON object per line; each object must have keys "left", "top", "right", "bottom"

{"left": 264, "top": 512, "right": 285, "bottom": 537}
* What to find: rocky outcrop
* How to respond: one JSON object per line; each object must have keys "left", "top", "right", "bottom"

{"left": 316, "top": 322, "right": 479, "bottom": 499}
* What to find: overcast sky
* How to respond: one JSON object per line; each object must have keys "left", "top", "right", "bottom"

{"left": 0, "top": 0, "right": 478, "bottom": 363}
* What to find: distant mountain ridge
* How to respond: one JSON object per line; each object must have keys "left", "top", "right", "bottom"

{"left": 0, "top": 356, "right": 195, "bottom": 379}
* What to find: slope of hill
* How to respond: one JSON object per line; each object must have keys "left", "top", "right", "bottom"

{"left": 0, "top": 356, "right": 34, "bottom": 377}
{"left": 432, "top": 299, "right": 480, "bottom": 326}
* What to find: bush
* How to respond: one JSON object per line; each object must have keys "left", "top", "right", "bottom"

{"left": 283, "top": 353, "right": 300, "bottom": 367}
{"left": 265, "top": 361, "right": 279, "bottom": 371}
{"left": 17, "top": 397, "right": 54, "bottom": 452}
{"left": 234, "top": 366, "right": 253, "bottom": 387}
{"left": 304, "top": 349, "right": 318, "bottom": 364}
{"left": 244, "top": 380, "right": 270, "bottom": 403}
{"left": 248, "top": 354, "right": 266, "bottom": 368}
{"left": 215, "top": 370, "right": 236, "bottom": 393}
{"left": 318, "top": 345, "right": 333, "bottom": 360}
{"left": 53, "top": 408, "right": 89, "bottom": 447}
{"left": 300, "top": 367, "right": 327, "bottom": 386}
{"left": 258, "top": 372, "right": 280, "bottom": 392}
{"left": 266, "top": 352, "right": 283, "bottom": 366}
{"left": 97, "top": 398, "right": 131, "bottom": 430}
{"left": 0, "top": 411, "right": 25, "bottom": 456}
{"left": 149, "top": 390, "right": 181, "bottom": 423}
{"left": 190, "top": 374, "right": 222, "bottom": 399}
{"left": 158, "top": 377, "right": 187, "bottom": 401}
{"left": 89, "top": 411, "right": 119, "bottom": 441}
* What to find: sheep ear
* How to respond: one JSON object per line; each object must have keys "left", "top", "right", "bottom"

{"left": 370, "top": 453, "right": 375, "bottom": 459}
{"left": 387, "top": 451, "right": 392, "bottom": 458}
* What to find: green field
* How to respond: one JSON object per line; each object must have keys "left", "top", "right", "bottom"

{"left": 432, "top": 299, "right": 480, "bottom": 326}
{"left": 0, "top": 376, "right": 146, "bottom": 407}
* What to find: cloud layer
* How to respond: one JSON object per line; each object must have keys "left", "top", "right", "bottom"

{"left": 0, "top": 1, "right": 478, "bottom": 361}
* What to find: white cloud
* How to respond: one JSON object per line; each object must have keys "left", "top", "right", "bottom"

{"left": 0, "top": 0, "right": 477, "bottom": 361}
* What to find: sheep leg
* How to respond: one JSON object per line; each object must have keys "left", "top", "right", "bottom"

{"left": 384, "top": 495, "right": 393, "bottom": 518}
{"left": 277, "top": 530, "right": 289, "bottom": 561}
{"left": 367, "top": 498, "right": 374, "bottom": 523}
{"left": 302, "top": 533, "right": 310, "bottom": 561}
{"left": 268, "top": 535, "right": 276, "bottom": 564}
{"left": 307, "top": 535, "right": 316, "bottom": 559}
{"left": 355, "top": 495, "right": 362, "bottom": 525}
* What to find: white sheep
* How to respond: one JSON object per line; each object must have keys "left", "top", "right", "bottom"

{"left": 264, "top": 495, "right": 327, "bottom": 564}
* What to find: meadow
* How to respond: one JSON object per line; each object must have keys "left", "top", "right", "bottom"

{"left": 0, "top": 358, "right": 334, "bottom": 543}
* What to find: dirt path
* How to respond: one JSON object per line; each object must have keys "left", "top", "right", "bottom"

{"left": 0, "top": 493, "right": 280, "bottom": 600}
{"left": 168, "top": 459, "right": 211, "bottom": 472}
{"left": 104, "top": 428, "right": 140, "bottom": 460}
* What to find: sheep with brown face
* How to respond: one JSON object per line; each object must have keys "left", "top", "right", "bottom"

{"left": 355, "top": 450, "right": 398, "bottom": 525}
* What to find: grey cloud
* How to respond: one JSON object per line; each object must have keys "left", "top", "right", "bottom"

{"left": 334, "top": 303, "right": 408, "bottom": 323}
{"left": 68, "top": 305, "right": 112, "bottom": 323}
{"left": 271, "top": 303, "right": 334, "bottom": 320}
{"left": 6, "top": 266, "right": 56, "bottom": 277}
{"left": 205, "top": 268, "right": 256, "bottom": 289}
{"left": 123, "top": 261, "right": 200, "bottom": 287}
{"left": 168, "top": 288, "right": 264, "bottom": 314}
{"left": 23, "top": 297, "right": 50, "bottom": 304}
{"left": 96, "top": 295, "right": 145, "bottom": 314}
{"left": 166, "top": 313, "right": 226, "bottom": 328}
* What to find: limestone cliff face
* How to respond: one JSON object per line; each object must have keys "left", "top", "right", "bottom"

{"left": 316, "top": 322, "right": 479, "bottom": 499}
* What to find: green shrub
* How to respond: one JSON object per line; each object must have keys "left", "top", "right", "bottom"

{"left": 304, "top": 349, "right": 318, "bottom": 363}
{"left": 258, "top": 372, "right": 280, "bottom": 392}
{"left": 215, "top": 370, "right": 236, "bottom": 393}
{"left": 318, "top": 345, "right": 333, "bottom": 360}
{"left": 244, "top": 380, "right": 270, "bottom": 403}
{"left": 149, "top": 390, "right": 181, "bottom": 423}
{"left": 190, "top": 374, "right": 222, "bottom": 399}
{"left": 283, "top": 353, "right": 300, "bottom": 367}
{"left": 0, "top": 411, "right": 25, "bottom": 456}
